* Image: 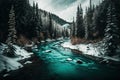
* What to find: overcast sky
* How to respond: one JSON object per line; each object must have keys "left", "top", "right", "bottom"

{"left": 30, "top": 0, "right": 100, "bottom": 22}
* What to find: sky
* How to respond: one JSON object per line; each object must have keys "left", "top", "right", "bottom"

{"left": 30, "top": 0, "right": 100, "bottom": 22}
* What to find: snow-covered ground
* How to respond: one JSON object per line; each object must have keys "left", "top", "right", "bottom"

{"left": 0, "top": 55, "right": 23, "bottom": 72}
{"left": 13, "top": 45, "right": 33, "bottom": 61}
{"left": 61, "top": 41, "right": 100, "bottom": 56}
{"left": 0, "top": 43, "right": 33, "bottom": 74}
{"left": 61, "top": 41, "right": 120, "bottom": 62}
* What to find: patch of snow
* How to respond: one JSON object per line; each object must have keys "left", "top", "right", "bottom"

{"left": 3, "top": 74, "right": 9, "bottom": 77}
{"left": 103, "top": 56, "right": 120, "bottom": 62}
{"left": 62, "top": 24, "right": 70, "bottom": 28}
{"left": 46, "top": 39, "right": 55, "bottom": 42}
{"left": 0, "top": 43, "right": 34, "bottom": 74}
{"left": 32, "top": 45, "right": 38, "bottom": 50}
{"left": 24, "top": 61, "right": 32, "bottom": 64}
{"left": 61, "top": 41, "right": 120, "bottom": 62}
{"left": 61, "top": 41, "right": 100, "bottom": 56}
{"left": 0, "top": 43, "right": 8, "bottom": 54}
{"left": 0, "top": 55, "right": 23, "bottom": 72}
{"left": 57, "top": 37, "right": 63, "bottom": 40}
{"left": 13, "top": 45, "right": 33, "bottom": 61}
{"left": 25, "top": 42, "right": 34, "bottom": 47}
{"left": 41, "top": 40, "right": 45, "bottom": 43}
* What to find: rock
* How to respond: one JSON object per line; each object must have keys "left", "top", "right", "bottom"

{"left": 45, "top": 50, "right": 51, "bottom": 53}
{"left": 99, "top": 59, "right": 109, "bottom": 64}
{"left": 66, "top": 58, "right": 72, "bottom": 61}
{"left": 76, "top": 60, "right": 83, "bottom": 64}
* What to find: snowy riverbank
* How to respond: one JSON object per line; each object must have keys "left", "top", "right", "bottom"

{"left": 0, "top": 43, "right": 34, "bottom": 77}
{"left": 61, "top": 41, "right": 120, "bottom": 62}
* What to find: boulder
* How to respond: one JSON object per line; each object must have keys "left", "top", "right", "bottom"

{"left": 76, "top": 60, "right": 83, "bottom": 64}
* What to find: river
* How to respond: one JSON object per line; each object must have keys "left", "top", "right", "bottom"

{"left": 33, "top": 40, "right": 120, "bottom": 80}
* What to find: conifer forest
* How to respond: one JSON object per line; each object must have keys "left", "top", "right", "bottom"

{"left": 0, "top": 0, "right": 120, "bottom": 80}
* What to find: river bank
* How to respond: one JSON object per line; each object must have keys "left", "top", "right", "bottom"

{"left": 61, "top": 41, "right": 120, "bottom": 68}
{"left": 0, "top": 53, "right": 44, "bottom": 80}
{"left": 1, "top": 40, "right": 120, "bottom": 80}
{"left": 71, "top": 49, "right": 120, "bottom": 69}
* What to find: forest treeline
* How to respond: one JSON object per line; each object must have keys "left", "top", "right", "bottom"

{"left": 71, "top": 0, "right": 120, "bottom": 56}
{"left": 0, "top": 0, "right": 69, "bottom": 44}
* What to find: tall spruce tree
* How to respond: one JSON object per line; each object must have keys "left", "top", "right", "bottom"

{"left": 87, "top": 0, "right": 94, "bottom": 39}
{"left": 6, "top": 5, "right": 17, "bottom": 45}
{"left": 48, "top": 13, "right": 53, "bottom": 39}
{"left": 104, "top": 2, "right": 120, "bottom": 56}
{"left": 35, "top": 3, "right": 41, "bottom": 41}
{"left": 76, "top": 4, "right": 84, "bottom": 38}
{"left": 71, "top": 18, "right": 76, "bottom": 37}
{"left": 84, "top": 7, "right": 89, "bottom": 39}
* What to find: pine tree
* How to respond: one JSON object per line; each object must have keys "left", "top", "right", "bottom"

{"left": 65, "top": 29, "right": 69, "bottom": 37}
{"left": 6, "top": 5, "right": 17, "bottom": 45}
{"left": 84, "top": 7, "right": 89, "bottom": 39}
{"left": 53, "top": 27, "right": 57, "bottom": 39}
{"left": 87, "top": 0, "right": 94, "bottom": 39}
{"left": 92, "top": 5, "right": 99, "bottom": 39}
{"left": 35, "top": 3, "right": 41, "bottom": 41}
{"left": 104, "top": 2, "right": 120, "bottom": 56}
{"left": 71, "top": 18, "right": 76, "bottom": 37}
{"left": 48, "top": 13, "right": 53, "bottom": 39}
{"left": 62, "top": 28, "right": 66, "bottom": 38}
{"left": 76, "top": 4, "right": 85, "bottom": 38}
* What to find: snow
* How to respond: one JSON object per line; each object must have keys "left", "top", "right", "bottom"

{"left": 46, "top": 39, "right": 55, "bottom": 42}
{"left": 25, "top": 42, "right": 34, "bottom": 47}
{"left": 41, "top": 40, "right": 45, "bottom": 43}
{"left": 61, "top": 41, "right": 120, "bottom": 62}
{"left": 3, "top": 74, "right": 10, "bottom": 77}
{"left": 103, "top": 56, "right": 120, "bottom": 61}
{"left": 13, "top": 45, "right": 33, "bottom": 61}
{"left": 24, "top": 61, "right": 32, "bottom": 64}
{"left": 0, "top": 55, "right": 23, "bottom": 72}
{"left": 61, "top": 41, "right": 100, "bottom": 56}
{"left": 62, "top": 24, "right": 70, "bottom": 28}
{"left": 0, "top": 43, "right": 8, "bottom": 54}
{"left": 56, "top": 37, "right": 64, "bottom": 40}
{"left": 0, "top": 43, "right": 33, "bottom": 73}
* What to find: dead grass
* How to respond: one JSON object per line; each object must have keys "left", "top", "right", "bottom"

{"left": 17, "top": 35, "right": 30, "bottom": 46}
{"left": 71, "top": 37, "right": 102, "bottom": 45}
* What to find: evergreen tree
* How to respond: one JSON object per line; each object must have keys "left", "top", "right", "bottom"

{"left": 92, "top": 5, "right": 99, "bottom": 39}
{"left": 53, "top": 27, "right": 57, "bottom": 39}
{"left": 71, "top": 18, "right": 76, "bottom": 37}
{"left": 65, "top": 29, "right": 69, "bottom": 37}
{"left": 35, "top": 3, "right": 41, "bottom": 41}
{"left": 6, "top": 5, "right": 17, "bottom": 45}
{"left": 62, "top": 29, "right": 66, "bottom": 38}
{"left": 48, "top": 13, "right": 53, "bottom": 39}
{"left": 104, "top": 2, "right": 120, "bottom": 56}
{"left": 76, "top": 4, "right": 85, "bottom": 38}
{"left": 87, "top": 0, "right": 94, "bottom": 39}
{"left": 84, "top": 7, "right": 89, "bottom": 39}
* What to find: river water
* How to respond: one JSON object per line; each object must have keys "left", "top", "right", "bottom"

{"left": 34, "top": 40, "right": 120, "bottom": 80}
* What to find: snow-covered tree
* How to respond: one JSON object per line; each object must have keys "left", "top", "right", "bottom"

{"left": 84, "top": 7, "right": 89, "bottom": 39}
{"left": 104, "top": 2, "right": 120, "bottom": 56}
{"left": 6, "top": 5, "right": 17, "bottom": 45}
{"left": 4, "top": 5, "right": 17, "bottom": 57}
